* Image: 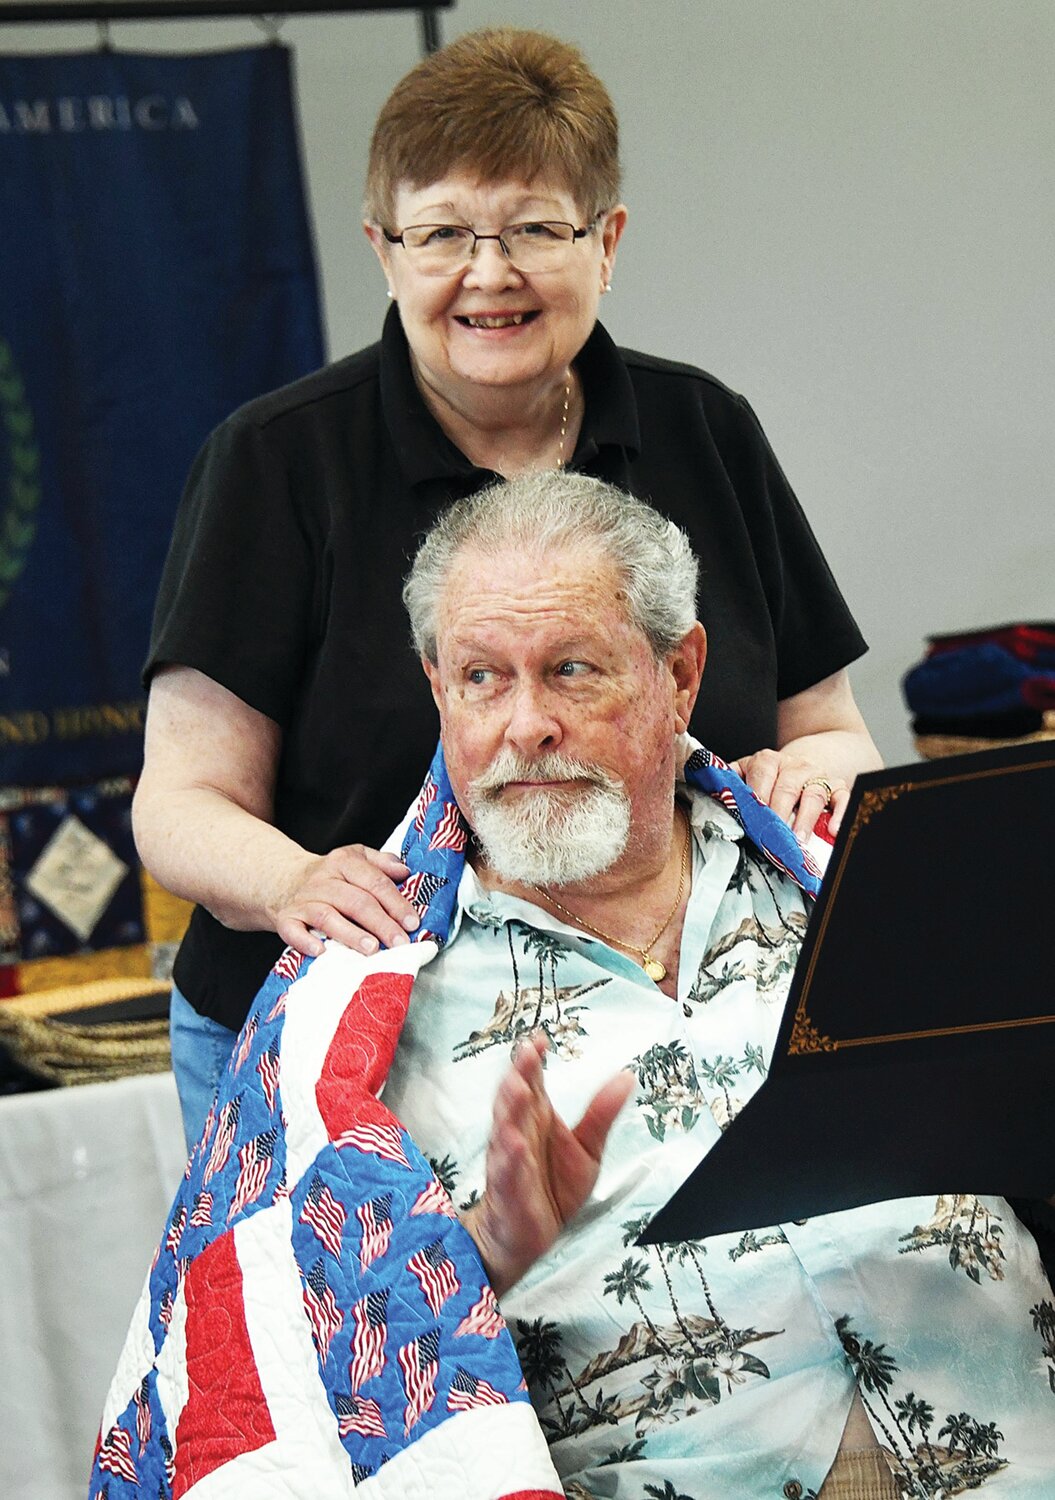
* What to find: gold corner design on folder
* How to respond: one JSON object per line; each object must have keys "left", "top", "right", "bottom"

{"left": 788, "top": 1010, "right": 836, "bottom": 1055}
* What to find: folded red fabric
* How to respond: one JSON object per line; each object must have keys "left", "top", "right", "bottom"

{"left": 926, "top": 623, "right": 1055, "bottom": 668}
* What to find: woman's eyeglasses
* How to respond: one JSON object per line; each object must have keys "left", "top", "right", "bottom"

{"left": 382, "top": 220, "right": 595, "bottom": 276}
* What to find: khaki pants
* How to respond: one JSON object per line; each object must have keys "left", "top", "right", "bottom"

{"left": 817, "top": 1448, "right": 901, "bottom": 1500}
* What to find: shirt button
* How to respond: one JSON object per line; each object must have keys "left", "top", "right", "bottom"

{"left": 844, "top": 1335, "right": 861, "bottom": 1356}
{"left": 783, "top": 1482, "right": 803, "bottom": 1500}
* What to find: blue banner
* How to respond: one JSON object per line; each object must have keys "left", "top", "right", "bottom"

{"left": 0, "top": 46, "right": 325, "bottom": 784}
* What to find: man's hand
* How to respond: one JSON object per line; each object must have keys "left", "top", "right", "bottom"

{"left": 270, "top": 844, "right": 420, "bottom": 958}
{"left": 461, "top": 1033, "right": 634, "bottom": 1297}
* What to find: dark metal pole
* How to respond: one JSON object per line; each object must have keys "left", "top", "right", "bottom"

{"left": 0, "top": 0, "right": 452, "bottom": 23}
{"left": 417, "top": 6, "right": 440, "bottom": 54}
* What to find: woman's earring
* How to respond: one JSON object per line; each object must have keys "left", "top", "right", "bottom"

{"left": 387, "top": 287, "right": 395, "bottom": 300}
{"left": 602, "top": 281, "right": 613, "bottom": 293}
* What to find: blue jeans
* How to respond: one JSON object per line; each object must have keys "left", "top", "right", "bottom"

{"left": 169, "top": 985, "right": 238, "bottom": 1155}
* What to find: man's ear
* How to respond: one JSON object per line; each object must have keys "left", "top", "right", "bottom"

{"left": 669, "top": 623, "right": 707, "bottom": 733}
{"left": 422, "top": 655, "right": 444, "bottom": 712}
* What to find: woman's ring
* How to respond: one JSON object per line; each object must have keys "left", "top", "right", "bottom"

{"left": 801, "top": 777, "right": 834, "bottom": 804}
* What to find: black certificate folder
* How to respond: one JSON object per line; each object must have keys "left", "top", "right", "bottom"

{"left": 641, "top": 739, "right": 1055, "bottom": 1245}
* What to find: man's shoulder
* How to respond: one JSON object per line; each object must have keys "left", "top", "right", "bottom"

{"left": 683, "top": 783, "right": 746, "bottom": 844}
{"left": 686, "top": 785, "right": 833, "bottom": 881}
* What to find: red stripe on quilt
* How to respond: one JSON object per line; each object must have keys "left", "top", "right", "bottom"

{"left": 173, "top": 1232, "right": 276, "bottom": 1496}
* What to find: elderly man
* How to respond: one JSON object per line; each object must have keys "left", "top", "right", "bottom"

{"left": 93, "top": 475, "right": 1054, "bottom": 1500}
{"left": 382, "top": 474, "right": 1055, "bottom": 1500}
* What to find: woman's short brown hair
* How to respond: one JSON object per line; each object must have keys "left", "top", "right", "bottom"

{"left": 364, "top": 28, "right": 621, "bottom": 227}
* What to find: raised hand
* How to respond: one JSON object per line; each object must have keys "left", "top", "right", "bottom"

{"left": 461, "top": 1033, "right": 634, "bottom": 1297}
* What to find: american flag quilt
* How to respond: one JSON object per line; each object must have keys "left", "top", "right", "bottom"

{"left": 89, "top": 741, "right": 822, "bottom": 1498}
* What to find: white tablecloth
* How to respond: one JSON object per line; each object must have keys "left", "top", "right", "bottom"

{"left": 0, "top": 1072, "right": 186, "bottom": 1500}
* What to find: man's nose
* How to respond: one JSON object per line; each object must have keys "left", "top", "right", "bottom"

{"left": 504, "top": 681, "right": 563, "bottom": 755}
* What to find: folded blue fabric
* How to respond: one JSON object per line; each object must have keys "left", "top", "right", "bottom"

{"left": 903, "top": 644, "right": 1055, "bottom": 715}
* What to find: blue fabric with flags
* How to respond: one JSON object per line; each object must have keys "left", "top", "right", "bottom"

{"left": 397, "top": 740, "right": 822, "bottom": 945}
{"left": 0, "top": 46, "right": 323, "bottom": 784}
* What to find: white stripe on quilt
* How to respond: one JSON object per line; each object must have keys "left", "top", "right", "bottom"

{"left": 348, "top": 1400, "right": 563, "bottom": 1500}
{"left": 280, "top": 940, "right": 438, "bottom": 1190}
{"left": 153, "top": 1267, "right": 190, "bottom": 1455}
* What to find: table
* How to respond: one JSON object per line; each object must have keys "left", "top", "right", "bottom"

{"left": 0, "top": 1072, "right": 186, "bottom": 1500}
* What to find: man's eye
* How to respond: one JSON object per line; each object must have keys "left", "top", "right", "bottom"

{"left": 556, "top": 660, "right": 589, "bottom": 677}
{"left": 467, "top": 668, "right": 493, "bottom": 685}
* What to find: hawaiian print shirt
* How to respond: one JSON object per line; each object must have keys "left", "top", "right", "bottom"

{"left": 382, "top": 788, "right": 1055, "bottom": 1500}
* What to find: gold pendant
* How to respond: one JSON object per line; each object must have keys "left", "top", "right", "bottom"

{"left": 642, "top": 954, "right": 667, "bottom": 983}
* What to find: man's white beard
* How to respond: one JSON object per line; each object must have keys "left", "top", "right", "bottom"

{"left": 467, "top": 749, "right": 631, "bottom": 888}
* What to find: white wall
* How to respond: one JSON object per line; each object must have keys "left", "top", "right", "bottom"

{"left": 5, "top": 1, "right": 1053, "bottom": 765}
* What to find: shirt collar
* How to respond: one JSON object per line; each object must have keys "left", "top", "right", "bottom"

{"left": 378, "top": 305, "right": 641, "bottom": 492}
{"left": 452, "top": 784, "right": 744, "bottom": 936}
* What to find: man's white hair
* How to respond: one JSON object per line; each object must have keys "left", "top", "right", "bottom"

{"left": 402, "top": 471, "right": 699, "bottom": 664}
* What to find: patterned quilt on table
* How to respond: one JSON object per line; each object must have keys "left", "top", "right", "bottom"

{"left": 89, "top": 741, "right": 823, "bottom": 1499}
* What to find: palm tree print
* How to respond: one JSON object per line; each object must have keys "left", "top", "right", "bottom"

{"left": 643, "top": 1482, "right": 698, "bottom": 1500}
{"left": 668, "top": 1239, "right": 734, "bottom": 1349}
{"left": 596, "top": 1438, "right": 647, "bottom": 1467}
{"left": 726, "top": 844, "right": 754, "bottom": 894}
{"left": 631, "top": 1041, "right": 703, "bottom": 1140}
{"left": 1031, "top": 1300, "right": 1055, "bottom": 1394}
{"left": 697, "top": 1053, "right": 742, "bottom": 1128}
{"left": 898, "top": 1195, "right": 1005, "bottom": 1284}
{"left": 427, "top": 1154, "right": 458, "bottom": 1195}
{"left": 473, "top": 907, "right": 521, "bottom": 1006}
{"left": 515, "top": 1315, "right": 565, "bottom": 1389}
{"left": 740, "top": 1040, "right": 766, "bottom": 1076}
{"left": 603, "top": 1257, "right": 675, "bottom": 1357}
{"left": 686, "top": 954, "right": 749, "bottom": 1008}
{"left": 453, "top": 917, "right": 608, "bottom": 1060}
{"left": 578, "top": 1227, "right": 776, "bottom": 1433}
{"left": 622, "top": 1217, "right": 699, "bottom": 1353}
{"left": 727, "top": 1228, "right": 787, "bottom": 1261}
{"left": 688, "top": 854, "right": 804, "bottom": 1007}
{"left": 837, "top": 1316, "right": 915, "bottom": 1479}
{"left": 895, "top": 1391, "right": 940, "bottom": 1483}
{"left": 837, "top": 1316, "right": 1007, "bottom": 1495}
{"left": 522, "top": 928, "right": 567, "bottom": 1029}
{"left": 514, "top": 1316, "right": 578, "bottom": 1438}
{"left": 742, "top": 850, "right": 808, "bottom": 940}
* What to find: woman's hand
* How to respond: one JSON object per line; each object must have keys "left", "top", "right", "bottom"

{"left": 731, "top": 669, "right": 883, "bottom": 838}
{"left": 461, "top": 1033, "right": 634, "bottom": 1297}
{"left": 732, "top": 745, "right": 851, "bottom": 838}
{"left": 271, "top": 843, "right": 419, "bottom": 958}
{"left": 133, "top": 666, "right": 420, "bottom": 955}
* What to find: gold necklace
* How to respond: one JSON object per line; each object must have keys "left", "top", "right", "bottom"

{"left": 556, "top": 375, "right": 572, "bottom": 468}
{"left": 533, "top": 812, "right": 691, "bottom": 983}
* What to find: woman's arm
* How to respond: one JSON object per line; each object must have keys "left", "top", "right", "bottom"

{"left": 132, "top": 665, "right": 419, "bottom": 957}
{"left": 733, "top": 668, "right": 883, "bottom": 837}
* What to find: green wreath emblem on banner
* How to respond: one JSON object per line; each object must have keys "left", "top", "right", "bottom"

{"left": 0, "top": 337, "right": 42, "bottom": 613}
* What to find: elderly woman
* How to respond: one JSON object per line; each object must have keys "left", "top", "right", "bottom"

{"left": 135, "top": 28, "right": 881, "bottom": 1146}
